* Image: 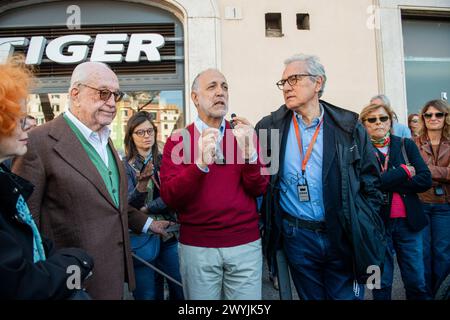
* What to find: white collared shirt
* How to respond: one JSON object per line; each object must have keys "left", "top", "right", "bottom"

{"left": 65, "top": 110, "right": 112, "bottom": 166}
{"left": 66, "top": 110, "right": 153, "bottom": 233}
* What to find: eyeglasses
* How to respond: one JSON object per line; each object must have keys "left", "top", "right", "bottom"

{"left": 19, "top": 116, "right": 35, "bottom": 131}
{"left": 365, "top": 116, "right": 390, "bottom": 124}
{"left": 423, "top": 112, "right": 446, "bottom": 120}
{"left": 133, "top": 128, "right": 155, "bottom": 137}
{"left": 410, "top": 119, "right": 419, "bottom": 123}
{"left": 276, "top": 74, "right": 317, "bottom": 90}
{"left": 79, "top": 83, "right": 124, "bottom": 102}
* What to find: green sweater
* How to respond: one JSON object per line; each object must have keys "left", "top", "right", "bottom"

{"left": 64, "top": 114, "right": 120, "bottom": 208}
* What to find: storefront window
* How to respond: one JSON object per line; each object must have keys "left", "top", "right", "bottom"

{"left": 402, "top": 17, "right": 450, "bottom": 113}
{"left": 26, "top": 89, "right": 184, "bottom": 156}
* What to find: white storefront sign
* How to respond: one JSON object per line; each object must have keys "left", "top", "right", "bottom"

{"left": 0, "top": 33, "right": 165, "bottom": 64}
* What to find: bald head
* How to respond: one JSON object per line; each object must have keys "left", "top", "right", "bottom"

{"left": 191, "top": 68, "right": 225, "bottom": 93}
{"left": 69, "top": 62, "right": 116, "bottom": 91}
{"left": 68, "top": 61, "right": 120, "bottom": 131}
{"left": 191, "top": 69, "right": 229, "bottom": 126}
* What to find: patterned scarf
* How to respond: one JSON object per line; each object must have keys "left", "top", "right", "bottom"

{"left": 16, "top": 195, "right": 46, "bottom": 263}
{"left": 371, "top": 132, "right": 391, "bottom": 148}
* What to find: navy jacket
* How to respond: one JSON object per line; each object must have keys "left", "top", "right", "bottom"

{"left": 256, "top": 100, "right": 384, "bottom": 269}
{"left": 0, "top": 164, "right": 93, "bottom": 299}
{"left": 376, "top": 135, "right": 432, "bottom": 232}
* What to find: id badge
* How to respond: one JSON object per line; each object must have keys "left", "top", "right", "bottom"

{"left": 297, "top": 182, "right": 310, "bottom": 202}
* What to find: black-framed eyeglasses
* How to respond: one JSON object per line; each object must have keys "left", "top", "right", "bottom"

{"left": 133, "top": 128, "right": 155, "bottom": 137}
{"left": 276, "top": 73, "right": 317, "bottom": 90}
{"left": 423, "top": 112, "right": 446, "bottom": 120}
{"left": 365, "top": 116, "right": 390, "bottom": 124}
{"left": 79, "top": 83, "right": 124, "bottom": 102}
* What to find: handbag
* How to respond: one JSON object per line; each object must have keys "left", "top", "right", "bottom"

{"left": 130, "top": 232, "right": 160, "bottom": 264}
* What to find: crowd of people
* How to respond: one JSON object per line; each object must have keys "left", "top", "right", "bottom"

{"left": 0, "top": 53, "right": 449, "bottom": 300}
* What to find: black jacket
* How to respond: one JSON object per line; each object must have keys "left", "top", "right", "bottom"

{"left": 0, "top": 164, "right": 93, "bottom": 299}
{"left": 376, "top": 135, "right": 432, "bottom": 231}
{"left": 256, "top": 100, "right": 385, "bottom": 274}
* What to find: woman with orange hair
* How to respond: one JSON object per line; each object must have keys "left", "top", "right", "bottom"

{"left": 0, "top": 57, "right": 94, "bottom": 299}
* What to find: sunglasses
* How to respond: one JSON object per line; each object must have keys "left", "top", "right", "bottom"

{"left": 365, "top": 116, "right": 390, "bottom": 124}
{"left": 133, "top": 128, "right": 155, "bottom": 137}
{"left": 423, "top": 112, "right": 446, "bottom": 120}
{"left": 79, "top": 83, "right": 124, "bottom": 102}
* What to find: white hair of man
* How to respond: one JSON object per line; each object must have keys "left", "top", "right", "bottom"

{"left": 370, "top": 94, "right": 391, "bottom": 107}
{"left": 284, "top": 54, "right": 327, "bottom": 98}
{"left": 68, "top": 61, "right": 112, "bottom": 108}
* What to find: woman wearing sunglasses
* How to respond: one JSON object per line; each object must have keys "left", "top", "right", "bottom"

{"left": 408, "top": 113, "right": 420, "bottom": 137}
{"left": 414, "top": 99, "right": 450, "bottom": 297}
{"left": 0, "top": 57, "right": 93, "bottom": 299}
{"left": 360, "top": 103, "right": 431, "bottom": 300}
{"left": 123, "top": 111, "right": 183, "bottom": 300}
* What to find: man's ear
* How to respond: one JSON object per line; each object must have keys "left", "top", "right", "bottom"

{"left": 315, "top": 77, "right": 323, "bottom": 94}
{"left": 70, "top": 87, "right": 80, "bottom": 107}
{"left": 191, "top": 91, "right": 198, "bottom": 108}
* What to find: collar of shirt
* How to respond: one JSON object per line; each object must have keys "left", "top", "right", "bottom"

{"left": 294, "top": 104, "right": 324, "bottom": 129}
{"left": 65, "top": 109, "right": 111, "bottom": 146}
{"left": 194, "top": 116, "right": 226, "bottom": 142}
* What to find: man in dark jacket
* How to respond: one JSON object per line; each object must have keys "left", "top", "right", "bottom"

{"left": 256, "top": 54, "right": 385, "bottom": 300}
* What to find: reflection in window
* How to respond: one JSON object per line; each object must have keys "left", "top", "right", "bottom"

{"left": 112, "top": 90, "right": 184, "bottom": 152}
{"left": 26, "top": 90, "right": 184, "bottom": 154}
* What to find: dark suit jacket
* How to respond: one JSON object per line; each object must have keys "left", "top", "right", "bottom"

{"left": 12, "top": 115, "right": 148, "bottom": 299}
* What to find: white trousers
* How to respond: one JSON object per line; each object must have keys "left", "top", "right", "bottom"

{"left": 178, "top": 239, "right": 262, "bottom": 300}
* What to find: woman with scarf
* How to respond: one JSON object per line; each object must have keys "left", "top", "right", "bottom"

{"left": 123, "top": 111, "right": 183, "bottom": 300}
{"left": 360, "top": 103, "right": 432, "bottom": 300}
{"left": 0, "top": 57, "right": 93, "bottom": 299}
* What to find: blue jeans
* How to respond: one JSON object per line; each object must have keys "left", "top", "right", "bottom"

{"left": 133, "top": 237, "right": 184, "bottom": 300}
{"left": 422, "top": 203, "right": 450, "bottom": 296}
{"left": 281, "top": 219, "right": 363, "bottom": 300}
{"left": 372, "top": 219, "right": 429, "bottom": 300}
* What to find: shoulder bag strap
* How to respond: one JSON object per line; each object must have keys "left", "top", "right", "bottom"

{"left": 401, "top": 138, "right": 411, "bottom": 165}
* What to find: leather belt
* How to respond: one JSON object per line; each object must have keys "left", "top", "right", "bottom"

{"left": 282, "top": 212, "right": 327, "bottom": 233}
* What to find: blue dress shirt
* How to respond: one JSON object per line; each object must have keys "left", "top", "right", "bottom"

{"left": 280, "top": 106, "right": 325, "bottom": 221}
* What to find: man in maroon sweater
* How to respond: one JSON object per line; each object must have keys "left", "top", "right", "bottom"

{"left": 160, "top": 69, "right": 269, "bottom": 300}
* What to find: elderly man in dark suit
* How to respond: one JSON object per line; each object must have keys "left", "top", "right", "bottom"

{"left": 13, "top": 62, "right": 170, "bottom": 299}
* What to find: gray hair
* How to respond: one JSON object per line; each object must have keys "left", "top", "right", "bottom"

{"left": 284, "top": 54, "right": 327, "bottom": 98}
{"left": 370, "top": 94, "right": 391, "bottom": 107}
{"left": 191, "top": 68, "right": 222, "bottom": 93}
{"left": 68, "top": 61, "right": 112, "bottom": 108}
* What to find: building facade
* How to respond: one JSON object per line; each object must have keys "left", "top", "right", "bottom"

{"left": 0, "top": 0, "right": 448, "bottom": 151}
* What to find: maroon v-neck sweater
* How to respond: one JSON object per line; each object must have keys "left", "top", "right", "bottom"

{"left": 160, "top": 122, "right": 269, "bottom": 247}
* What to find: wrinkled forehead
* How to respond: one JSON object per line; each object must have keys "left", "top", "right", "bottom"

{"left": 198, "top": 70, "right": 227, "bottom": 87}
{"left": 282, "top": 61, "right": 308, "bottom": 78}
{"left": 88, "top": 67, "right": 119, "bottom": 90}
{"left": 368, "top": 107, "right": 389, "bottom": 117}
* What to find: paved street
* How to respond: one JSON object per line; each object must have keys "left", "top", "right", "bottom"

{"left": 262, "top": 257, "right": 405, "bottom": 300}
